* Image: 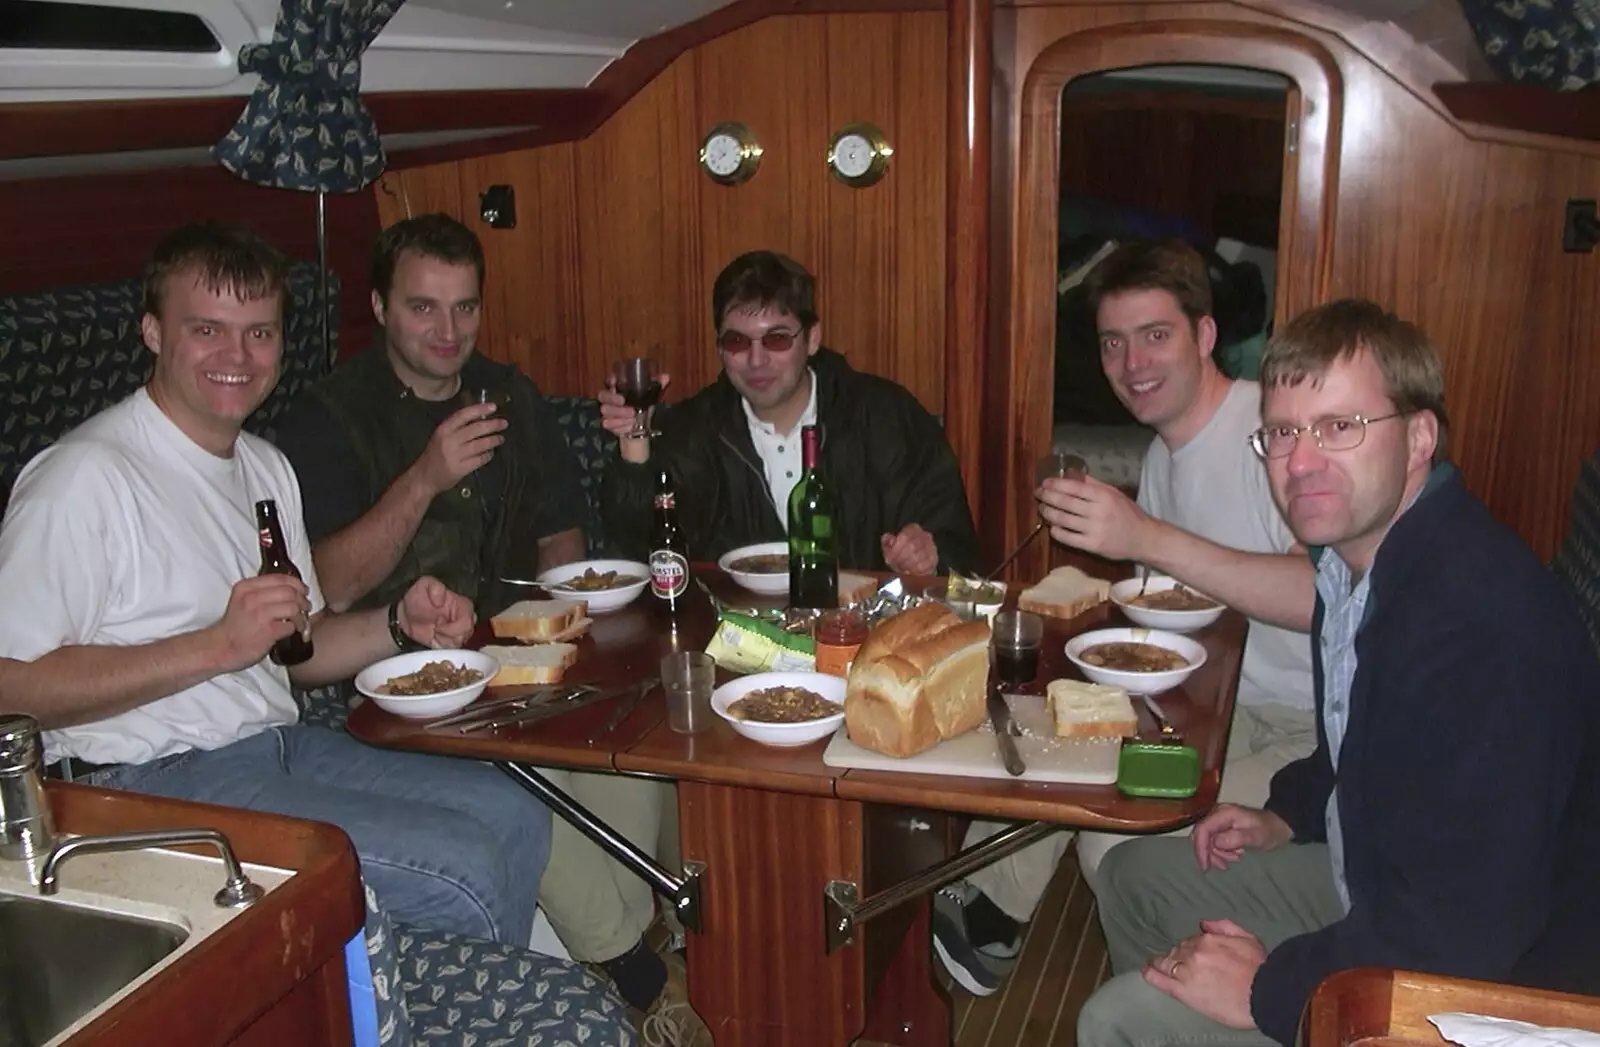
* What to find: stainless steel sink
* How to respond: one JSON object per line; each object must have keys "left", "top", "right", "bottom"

{"left": 0, "top": 891, "right": 188, "bottom": 1046}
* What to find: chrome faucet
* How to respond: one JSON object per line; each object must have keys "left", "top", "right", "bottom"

{"left": 39, "top": 828, "right": 265, "bottom": 908}
{"left": 0, "top": 713, "right": 57, "bottom": 862}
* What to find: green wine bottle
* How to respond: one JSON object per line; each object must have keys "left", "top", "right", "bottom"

{"left": 788, "top": 424, "right": 839, "bottom": 610}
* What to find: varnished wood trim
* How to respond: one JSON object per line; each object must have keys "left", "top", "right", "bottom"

{"left": 0, "top": 89, "right": 602, "bottom": 163}
{"left": 1004, "top": 18, "right": 1342, "bottom": 586}
{"left": 1434, "top": 82, "right": 1600, "bottom": 144}
{"left": 944, "top": 0, "right": 994, "bottom": 523}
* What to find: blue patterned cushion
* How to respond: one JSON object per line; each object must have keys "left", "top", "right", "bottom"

{"left": 0, "top": 264, "right": 334, "bottom": 512}
{"left": 395, "top": 923, "right": 636, "bottom": 1045}
{"left": 1553, "top": 449, "right": 1600, "bottom": 659}
{"left": 298, "top": 683, "right": 352, "bottom": 731}
{"left": 364, "top": 883, "right": 636, "bottom": 1046}
{"left": 1458, "top": 0, "right": 1599, "bottom": 90}
{"left": 545, "top": 395, "right": 617, "bottom": 558}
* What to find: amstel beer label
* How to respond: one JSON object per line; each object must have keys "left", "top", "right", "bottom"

{"left": 649, "top": 549, "right": 689, "bottom": 598}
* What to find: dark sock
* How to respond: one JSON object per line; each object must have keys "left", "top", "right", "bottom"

{"left": 965, "top": 889, "right": 1021, "bottom": 950}
{"left": 600, "top": 940, "right": 668, "bottom": 1011}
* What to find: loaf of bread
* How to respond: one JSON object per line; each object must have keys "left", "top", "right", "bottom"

{"left": 845, "top": 604, "right": 992, "bottom": 758}
{"left": 1046, "top": 679, "right": 1137, "bottom": 739}
{"left": 490, "top": 599, "right": 588, "bottom": 642}
{"left": 480, "top": 643, "right": 579, "bottom": 686}
{"left": 1018, "top": 566, "right": 1111, "bottom": 622}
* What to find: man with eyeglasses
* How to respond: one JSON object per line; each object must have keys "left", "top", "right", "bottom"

{"left": 1076, "top": 299, "right": 1600, "bottom": 1047}
{"left": 597, "top": 250, "right": 979, "bottom": 576}
{"left": 932, "top": 240, "right": 1316, "bottom": 998}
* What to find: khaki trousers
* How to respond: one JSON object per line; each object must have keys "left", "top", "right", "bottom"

{"left": 536, "top": 768, "right": 669, "bottom": 963}
{"left": 1077, "top": 837, "right": 1343, "bottom": 1047}
{"left": 965, "top": 702, "right": 1317, "bottom": 921}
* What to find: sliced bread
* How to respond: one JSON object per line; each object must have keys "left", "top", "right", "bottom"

{"left": 1018, "top": 565, "right": 1111, "bottom": 622}
{"left": 839, "top": 571, "right": 879, "bottom": 606}
{"left": 490, "top": 599, "right": 588, "bottom": 643}
{"left": 480, "top": 643, "right": 579, "bottom": 686}
{"left": 1046, "top": 679, "right": 1137, "bottom": 739}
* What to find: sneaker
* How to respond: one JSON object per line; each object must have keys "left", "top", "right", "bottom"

{"left": 931, "top": 883, "right": 1017, "bottom": 996}
{"left": 634, "top": 950, "right": 714, "bottom": 1047}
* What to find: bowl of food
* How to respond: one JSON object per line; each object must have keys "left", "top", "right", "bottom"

{"left": 536, "top": 559, "right": 650, "bottom": 613}
{"left": 1111, "top": 575, "right": 1226, "bottom": 633}
{"left": 1064, "top": 627, "right": 1206, "bottom": 695}
{"left": 711, "top": 671, "right": 846, "bottom": 747}
{"left": 718, "top": 543, "right": 790, "bottom": 596}
{"left": 354, "top": 649, "right": 501, "bottom": 719}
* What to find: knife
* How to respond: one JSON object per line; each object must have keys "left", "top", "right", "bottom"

{"left": 589, "top": 677, "right": 659, "bottom": 743}
{"left": 422, "top": 684, "right": 593, "bottom": 730}
{"left": 987, "top": 684, "right": 1027, "bottom": 777}
{"left": 461, "top": 686, "right": 625, "bottom": 734}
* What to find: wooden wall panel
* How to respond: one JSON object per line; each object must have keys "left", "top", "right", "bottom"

{"left": 0, "top": 165, "right": 380, "bottom": 358}
{"left": 375, "top": 11, "right": 949, "bottom": 414}
{"left": 1001, "top": 2, "right": 1600, "bottom": 564}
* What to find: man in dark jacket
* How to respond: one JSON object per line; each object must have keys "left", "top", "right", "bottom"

{"left": 1077, "top": 300, "right": 1600, "bottom": 1047}
{"left": 597, "top": 251, "right": 980, "bottom": 576}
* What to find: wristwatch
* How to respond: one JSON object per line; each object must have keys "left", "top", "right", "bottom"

{"left": 388, "top": 600, "right": 424, "bottom": 652}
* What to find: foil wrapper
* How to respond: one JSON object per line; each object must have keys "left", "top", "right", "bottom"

{"left": 845, "top": 576, "right": 938, "bottom": 625}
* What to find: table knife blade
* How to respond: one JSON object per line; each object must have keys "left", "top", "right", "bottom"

{"left": 987, "top": 685, "right": 1028, "bottom": 777}
{"left": 422, "top": 684, "right": 592, "bottom": 730}
{"left": 460, "top": 686, "right": 623, "bottom": 734}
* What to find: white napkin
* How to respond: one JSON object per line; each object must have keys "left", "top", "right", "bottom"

{"left": 1430, "top": 1012, "right": 1600, "bottom": 1047}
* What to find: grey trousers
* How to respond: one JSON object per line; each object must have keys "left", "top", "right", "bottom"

{"left": 1077, "top": 836, "right": 1345, "bottom": 1047}
{"left": 535, "top": 768, "right": 669, "bottom": 963}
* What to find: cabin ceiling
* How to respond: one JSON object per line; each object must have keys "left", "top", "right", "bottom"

{"left": 0, "top": 0, "right": 1502, "bottom": 181}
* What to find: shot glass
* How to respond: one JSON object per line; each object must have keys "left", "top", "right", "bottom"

{"left": 662, "top": 651, "right": 715, "bottom": 735}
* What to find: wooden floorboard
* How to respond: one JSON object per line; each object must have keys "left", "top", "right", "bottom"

{"left": 950, "top": 839, "right": 1109, "bottom": 1047}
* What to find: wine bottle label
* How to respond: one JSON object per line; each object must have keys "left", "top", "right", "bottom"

{"left": 649, "top": 549, "right": 689, "bottom": 598}
{"left": 258, "top": 528, "right": 274, "bottom": 549}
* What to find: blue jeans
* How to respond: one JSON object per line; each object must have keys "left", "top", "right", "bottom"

{"left": 89, "top": 725, "right": 549, "bottom": 946}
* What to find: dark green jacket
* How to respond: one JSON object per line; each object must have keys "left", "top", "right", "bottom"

{"left": 277, "top": 344, "right": 587, "bottom": 616}
{"left": 600, "top": 348, "right": 979, "bottom": 574}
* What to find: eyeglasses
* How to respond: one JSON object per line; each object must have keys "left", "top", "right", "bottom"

{"left": 1249, "top": 412, "right": 1408, "bottom": 460}
{"left": 717, "top": 328, "right": 799, "bottom": 355}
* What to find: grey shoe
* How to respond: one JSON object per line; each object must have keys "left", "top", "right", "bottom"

{"left": 931, "top": 882, "right": 1017, "bottom": 996}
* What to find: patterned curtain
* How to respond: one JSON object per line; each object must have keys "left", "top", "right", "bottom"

{"left": 1457, "top": 0, "right": 1600, "bottom": 90}
{"left": 214, "top": 0, "right": 404, "bottom": 192}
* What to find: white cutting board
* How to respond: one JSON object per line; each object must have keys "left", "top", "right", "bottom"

{"left": 822, "top": 692, "right": 1122, "bottom": 785}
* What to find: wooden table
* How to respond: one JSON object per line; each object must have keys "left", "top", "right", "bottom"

{"left": 350, "top": 570, "right": 1244, "bottom": 1047}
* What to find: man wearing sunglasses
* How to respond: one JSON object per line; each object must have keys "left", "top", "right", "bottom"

{"left": 597, "top": 251, "right": 979, "bottom": 577}
{"left": 1078, "top": 299, "right": 1600, "bottom": 1047}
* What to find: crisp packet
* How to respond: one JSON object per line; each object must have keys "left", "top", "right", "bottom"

{"left": 705, "top": 612, "right": 816, "bottom": 674}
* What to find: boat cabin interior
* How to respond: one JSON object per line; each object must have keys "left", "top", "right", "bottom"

{"left": 2, "top": 0, "right": 1599, "bottom": 1044}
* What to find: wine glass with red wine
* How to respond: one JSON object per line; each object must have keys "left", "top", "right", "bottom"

{"left": 613, "top": 357, "right": 662, "bottom": 438}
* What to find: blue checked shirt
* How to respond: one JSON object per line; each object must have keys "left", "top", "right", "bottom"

{"left": 1313, "top": 548, "right": 1371, "bottom": 913}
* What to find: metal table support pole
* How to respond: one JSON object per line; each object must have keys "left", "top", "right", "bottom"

{"left": 824, "top": 819, "right": 1057, "bottom": 953}
{"left": 497, "top": 761, "right": 703, "bottom": 932}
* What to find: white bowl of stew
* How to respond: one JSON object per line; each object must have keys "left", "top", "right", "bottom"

{"left": 718, "top": 542, "right": 790, "bottom": 596}
{"left": 711, "top": 671, "right": 846, "bottom": 747}
{"left": 1111, "top": 575, "right": 1226, "bottom": 633}
{"left": 1064, "top": 627, "right": 1206, "bottom": 695}
{"left": 536, "top": 559, "right": 650, "bottom": 613}
{"left": 355, "top": 649, "right": 501, "bottom": 719}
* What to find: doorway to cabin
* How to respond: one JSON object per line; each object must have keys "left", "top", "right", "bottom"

{"left": 1049, "top": 64, "right": 1292, "bottom": 493}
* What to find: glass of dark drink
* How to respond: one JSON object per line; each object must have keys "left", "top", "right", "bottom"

{"left": 991, "top": 610, "right": 1045, "bottom": 689}
{"left": 613, "top": 357, "right": 662, "bottom": 438}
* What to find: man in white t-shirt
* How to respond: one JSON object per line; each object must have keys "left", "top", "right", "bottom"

{"left": 0, "top": 221, "right": 551, "bottom": 947}
{"left": 933, "top": 240, "right": 1316, "bottom": 997}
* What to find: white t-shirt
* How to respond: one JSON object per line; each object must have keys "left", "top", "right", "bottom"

{"left": 740, "top": 368, "right": 820, "bottom": 531}
{"left": 1137, "top": 380, "right": 1314, "bottom": 713}
{"left": 0, "top": 389, "right": 326, "bottom": 765}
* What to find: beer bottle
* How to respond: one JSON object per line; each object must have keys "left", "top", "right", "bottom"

{"left": 648, "top": 468, "right": 690, "bottom": 615}
{"left": 788, "top": 424, "right": 838, "bottom": 610}
{"left": 254, "top": 499, "right": 315, "bottom": 667}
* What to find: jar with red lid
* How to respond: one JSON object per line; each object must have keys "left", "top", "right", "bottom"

{"left": 815, "top": 609, "right": 869, "bottom": 678}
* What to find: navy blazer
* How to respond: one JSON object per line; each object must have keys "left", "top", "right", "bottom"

{"left": 1254, "top": 466, "right": 1600, "bottom": 1045}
